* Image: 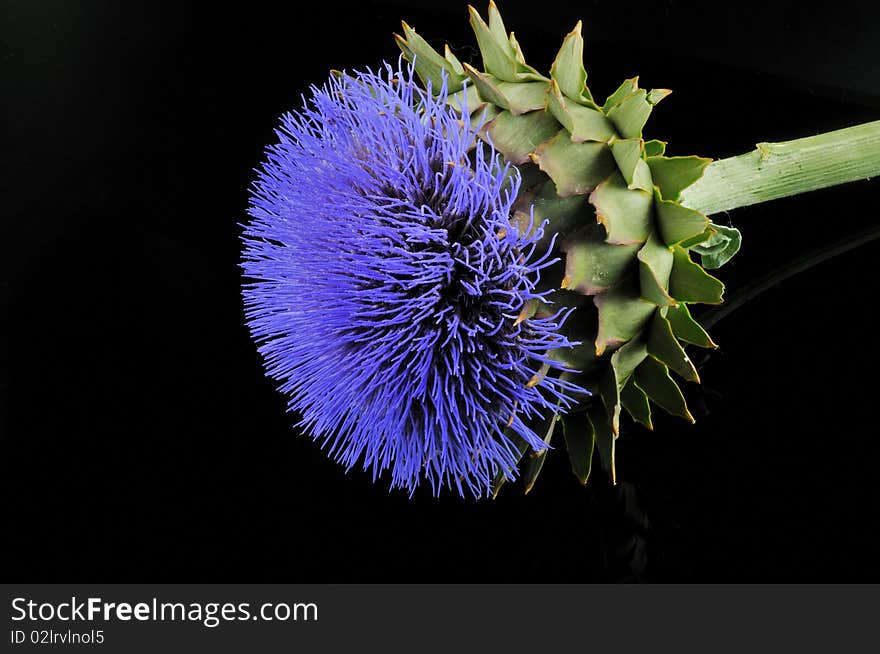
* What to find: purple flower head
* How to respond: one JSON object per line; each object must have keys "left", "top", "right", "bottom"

{"left": 242, "top": 61, "right": 581, "bottom": 497}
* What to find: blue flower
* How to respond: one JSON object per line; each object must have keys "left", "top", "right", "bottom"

{"left": 242, "top": 62, "right": 580, "bottom": 497}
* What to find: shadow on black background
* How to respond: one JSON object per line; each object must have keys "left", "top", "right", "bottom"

{"left": 3, "top": 0, "right": 879, "bottom": 582}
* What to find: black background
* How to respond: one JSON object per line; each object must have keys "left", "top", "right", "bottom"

{"left": 4, "top": 0, "right": 880, "bottom": 582}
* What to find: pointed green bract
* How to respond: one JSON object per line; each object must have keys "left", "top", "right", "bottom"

{"left": 486, "top": 1, "right": 512, "bottom": 49}
{"left": 562, "top": 226, "right": 639, "bottom": 294}
{"left": 398, "top": 23, "right": 467, "bottom": 92}
{"left": 621, "top": 379, "right": 653, "bottom": 429}
{"left": 468, "top": 5, "right": 545, "bottom": 82}
{"left": 443, "top": 45, "right": 465, "bottom": 74}
{"left": 562, "top": 413, "right": 595, "bottom": 484}
{"left": 606, "top": 89, "right": 652, "bottom": 138}
{"left": 647, "top": 88, "right": 672, "bottom": 105}
{"left": 664, "top": 304, "right": 717, "bottom": 348}
{"left": 603, "top": 77, "right": 639, "bottom": 112}
{"left": 669, "top": 246, "right": 725, "bottom": 304}
{"left": 611, "top": 138, "right": 653, "bottom": 191}
{"left": 588, "top": 404, "right": 616, "bottom": 482}
{"left": 496, "top": 81, "right": 550, "bottom": 114}
{"left": 469, "top": 5, "right": 515, "bottom": 78}
{"left": 550, "top": 21, "right": 598, "bottom": 108}
{"left": 648, "top": 155, "right": 712, "bottom": 201}
{"left": 594, "top": 282, "right": 655, "bottom": 355}
{"left": 514, "top": 179, "right": 588, "bottom": 242}
{"left": 600, "top": 338, "right": 649, "bottom": 434}
{"left": 547, "top": 81, "right": 614, "bottom": 142}
{"left": 484, "top": 110, "right": 559, "bottom": 164}
{"left": 463, "top": 64, "right": 550, "bottom": 115}
{"left": 533, "top": 134, "right": 616, "bottom": 197}
{"left": 461, "top": 64, "right": 510, "bottom": 108}
{"left": 654, "top": 190, "right": 710, "bottom": 246}
{"left": 591, "top": 172, "right": 653, "bottom": 244}
{"left": 637, "top": 230, "right": 675, "bottom": 306}
{"left": 647, "top": 311, "right": 700, "bottom": 382}
{"left": 509, "top": 32, "right": 527, "bottom": 64}
{"left": 634, "top": 356, "right": 694, "bottom": 422}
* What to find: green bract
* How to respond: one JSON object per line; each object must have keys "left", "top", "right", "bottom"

{"left": 397, "top": 2, "right": 735, "bottom": 494}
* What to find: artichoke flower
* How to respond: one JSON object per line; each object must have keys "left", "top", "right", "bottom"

{"left": 244, "top": 1, "right": 879, "bottom": 498}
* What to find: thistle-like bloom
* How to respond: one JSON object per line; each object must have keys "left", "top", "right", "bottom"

{"left": 242, "top": 62, "right": 579, "bottom": 497}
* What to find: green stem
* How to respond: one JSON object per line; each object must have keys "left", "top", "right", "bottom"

{"left": 679, "top": 120, "right": 880, "bottom": 215}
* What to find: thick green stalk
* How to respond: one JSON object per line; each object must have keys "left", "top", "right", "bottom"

{"left": 680, "top": 120, "right": 880, "bottom": 215}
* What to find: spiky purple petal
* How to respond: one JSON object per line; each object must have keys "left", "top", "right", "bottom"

{"left": 242, "top": 62, "right": 581, "bottom": 497}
